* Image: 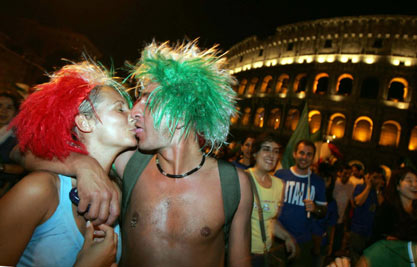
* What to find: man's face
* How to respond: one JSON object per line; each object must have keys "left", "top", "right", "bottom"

{"left": 371, "top": 172, "right": 385, "bottom": 189}
{"left": 241, "top": 137, "right": 254, "bottom": 159}
{"left": 131, "top": 82, "right": 172, "bottom": 151}
{"left": 341, "top": 168, "right": 352, "bottom": 183}
{"left": 352, "top": 166, "right": 360, "bottom": 177}
{"left": 293, "top": 143, "right": 315, "bottom": 171}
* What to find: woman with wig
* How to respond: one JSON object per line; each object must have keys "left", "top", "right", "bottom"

{"left": 0, "top": 61, "right": 137, "bottom": 266}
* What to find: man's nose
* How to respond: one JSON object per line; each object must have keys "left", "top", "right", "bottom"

{"left": 131, "top": 103, "right": 144, "bottom": 119}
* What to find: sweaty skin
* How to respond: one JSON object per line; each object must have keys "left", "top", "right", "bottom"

{"left": 121, "top": 155, "right": 251, "bottom": 267}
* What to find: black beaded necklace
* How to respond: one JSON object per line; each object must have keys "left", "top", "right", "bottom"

{"left": 155, "top": 154, "right": 206, "bottom": 178}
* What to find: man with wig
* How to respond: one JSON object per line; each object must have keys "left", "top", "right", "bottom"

{"left": 24, "top": 40, "right": 253, "bottom": 266}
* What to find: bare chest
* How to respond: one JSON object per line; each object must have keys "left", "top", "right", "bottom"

{"left": 124, "top": 167, "right": 225, "bottom": 245}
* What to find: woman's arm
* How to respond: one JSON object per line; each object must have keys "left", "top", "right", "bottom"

{"left": 11, "top": 148, "right": 120, "bottom": 226}
{"left": 0, "top": 172, "right": 58, "bottom": 265}
{"left": 274, "top": 221, "right": 297, "bottom": 259}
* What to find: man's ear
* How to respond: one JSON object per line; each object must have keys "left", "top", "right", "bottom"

{"left": 75, "top": 114, "right": 94, "bottom": 133}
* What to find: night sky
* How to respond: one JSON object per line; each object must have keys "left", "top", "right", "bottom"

{"left": 2, "top": 0, "right": 416, "bottom": 66}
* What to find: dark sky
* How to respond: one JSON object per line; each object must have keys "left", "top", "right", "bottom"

{"left": 2, "top": 0, "right": 416, "bottom": 66}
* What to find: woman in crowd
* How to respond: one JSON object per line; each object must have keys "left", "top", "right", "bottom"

{"left": 0, "top": 61, "right": 137, "bottom": 266}
{"left": 358, "top": 167, "right": 417, "bottom": 266}
{"left": 0, "top": 92, "right": 25, "bottom": 195}
{"left": 371, "top": 167, "right": 417, "bottom": 242}
{"left": 247, "top": 133, "right": 296, "bottom": 267}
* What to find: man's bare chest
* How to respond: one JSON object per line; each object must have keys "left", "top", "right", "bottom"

{"left": 126, "top": 172, "right": 225, "bottom": 243}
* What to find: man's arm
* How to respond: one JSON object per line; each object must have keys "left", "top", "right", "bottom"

{"left": 11, "top": 147, "right": 121, "bottom": 226}
{"left": 354, "top": 174, "right": 372, "bottom": 207}
{"left": 227, "top": 169, "right": 253, "bottom": 267}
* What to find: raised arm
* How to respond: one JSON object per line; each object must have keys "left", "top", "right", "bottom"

{"left": 354, "top": 175, "right": 372, "bottom": 207}
{"left": 227, "top": 169, "right": 253, "bottom": 267}
{"left": 11, "top": 147, "right": 120, "bottom": 226}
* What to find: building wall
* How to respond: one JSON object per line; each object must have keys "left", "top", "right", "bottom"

{"left": 226, "top": 15, "right": 417, "bottom": 170}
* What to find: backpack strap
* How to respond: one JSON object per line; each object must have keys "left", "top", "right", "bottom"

{"left": 122, "top": 150, "right": 153, "bottom": 221}
{"left": 218, "top": 159, "right": 241, "bottom": 253}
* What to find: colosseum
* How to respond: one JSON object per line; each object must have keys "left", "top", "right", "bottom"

{"left": 226, "top": 15, "right": 417, "bottom": 171}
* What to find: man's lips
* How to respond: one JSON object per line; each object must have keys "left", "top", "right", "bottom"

{"left": 135, "top": 127, "right": 143, "bottom": 137}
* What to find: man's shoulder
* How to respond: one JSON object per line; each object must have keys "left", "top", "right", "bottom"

{"left": 353, "top": 183, "right": 366, "bottom": 194}
{"left": 311, "top": 172, "right": 325, "bottom": 184}
{"left": 274, "top": 168, "right": 291, "bottom": 177}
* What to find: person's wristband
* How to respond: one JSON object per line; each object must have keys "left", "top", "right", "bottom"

{"left": 0, "top": 163, "right": 5, "bottom": 172}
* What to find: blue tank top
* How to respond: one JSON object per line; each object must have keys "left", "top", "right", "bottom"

{"left": 17, "top": 174, "right": 122, "bottom": 267}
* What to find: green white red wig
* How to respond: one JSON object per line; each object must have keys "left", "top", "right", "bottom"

{"left": 130, "top": 40, "right": 237, "bottom": 150}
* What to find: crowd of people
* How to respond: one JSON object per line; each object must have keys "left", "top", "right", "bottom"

{"left": 0, "top": 39, "right": 416, "bottom": 267}
{"left": 223, "top": 134, "right": 417, "bottom": 267}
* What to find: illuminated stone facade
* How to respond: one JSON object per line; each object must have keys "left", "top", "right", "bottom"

{"left": 227, "top": 15, "right": 417, "bottom": 170}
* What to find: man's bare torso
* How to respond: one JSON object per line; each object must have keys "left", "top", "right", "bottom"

{"left": 121, "top": 156, "right": 227, "bottom": 267}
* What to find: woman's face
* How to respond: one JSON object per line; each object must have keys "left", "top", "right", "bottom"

{"left": 91, "top": 86, "right": 137, "bottom": 149}
{"left": 254, "top": 141, "right": 280, "bottom": 172}
{"left": 0, "top": 96, "right": 16, "bottom": 126}
{"left": 397, "top": 172, "right": 417, "bottom": 201}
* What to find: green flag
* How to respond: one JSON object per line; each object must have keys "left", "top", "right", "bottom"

{"left": 280, "top": 102, "right": 310, "bottom": 169}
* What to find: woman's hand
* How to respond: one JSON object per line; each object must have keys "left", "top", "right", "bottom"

{"left": 284, "top": 235, "right": 297, "bottom": 259}
{"left": 75, "top": 221, "right": 118, "bottom": 267}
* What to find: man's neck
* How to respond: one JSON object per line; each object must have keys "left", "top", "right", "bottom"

{"left": 157, "top": 137, "right": 204, "bottom": 176}
{"left": 291, "top": 165, "right": 310, "bottom": 176}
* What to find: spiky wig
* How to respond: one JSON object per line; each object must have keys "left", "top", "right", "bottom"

{"left": 10, "top": 61, "right": 130, "bottom": 160}
{"left": 130, "top": 40, "right": 237, "bottom": 149}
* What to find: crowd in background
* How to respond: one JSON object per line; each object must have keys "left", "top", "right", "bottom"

{"left": 1, "top": 88, "right": 417, "bottom": 266}
{"left": 217, "top": 134, "right": 417, "bottom": 267}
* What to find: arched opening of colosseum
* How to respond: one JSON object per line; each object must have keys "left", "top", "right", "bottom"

{"left": 230, "top": 106, "right": 241, "bottom": 125}
{"left": 238, "top": 79, "right": 247, "bottom": 95}
{"left": 308, "top": 110, "right": 322, "bottom": 134}
{"left": 275, "top": 74, "right": 290, "bottom": 95}
{"left": 409, "top": 126, "right": 417, "bottom": 151}
{"left": 294, "top": 73, "right": 308, "bottom": 94}
{"left": 337, "top": 74, "right": 353, "bottom": 96}
{"left": 246, "top": 77, "right": 259, "bottom": 95}
{"left": 260, "top": 75, "right": 273, "bottom": 94}
{"left": 379, "top": 120, "right": 401, "bottom": 147}
{"left": 327, "top": 113, "right": 346, "bottom": 139}
{"left": 352, "top": 116, "right": 373, "bottom": 143}
{"left": 241, "top": 107, "right": 252, "bottom": 126}
{"left": 285, "top": 108, "right": 300, "bottom": 131}
{"left": 254, "top": 107, "right": 265, "bottom": 128}
{"left": 267, "top": 108, "right": 281, "bottom": 130}
{"left": 313, "top": 73, "right": 329, "bottom": 95}
{"left": 387, "top": 78, "right": 408, "bottom": 102}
